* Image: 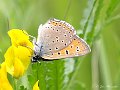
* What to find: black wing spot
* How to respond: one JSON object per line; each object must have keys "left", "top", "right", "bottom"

{"left": 64, "top": 34, "right": 67, "bottom": 37}
{"left": 57, "top": 29, "right": 59, "bottom": 31}
{"left": 58, "top": 52, "right": 60, "bottom": 55}
{"left": 62, "top": 40, "right": 64, "bottom": 42}
{"left": 71, "top": 46, "right": 73, "bottom": 48}
{"left": 65, "top": 43, "right": 67, "bottom": 46}
{"left": 56, "top": 37, "right": 58, "bottom": 38}
{"left": 57, "top": 40, "right": 59, "bottom": 42}
{"left": 77, "top": 49, "right": 79, "bottom": 51}
{"left": 52, "top": 41, "right": 55, "bottom": 43}
{"left": 66, "top": 50, "right": 69, "bottom": 54}
{"left": 56, "top": 47, "right": 58, "bottom": 49}
{"left": 49, "top": 49, "right": 51, "bottom": 51}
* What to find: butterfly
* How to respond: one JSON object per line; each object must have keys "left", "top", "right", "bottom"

{"left": 32, "top": 18, "right": 91, "bottom": 62}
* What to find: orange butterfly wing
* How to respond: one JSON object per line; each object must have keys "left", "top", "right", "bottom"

{"left": 42, "top": 35, "right": 91, "bottom": 59}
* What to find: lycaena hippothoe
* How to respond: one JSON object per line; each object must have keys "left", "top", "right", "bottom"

{"left": 32, "top": 18, "right": 91, "bottom": 62}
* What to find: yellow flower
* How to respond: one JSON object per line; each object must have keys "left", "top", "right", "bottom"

{"left": 4, "top": 29, "right": 33, "bottom": 78}
{"left": 33, "top": 80, "right": 40, "bottom": 90}
{"left": 8, "top": 29, "right": 33, "bottom": 53}
{"left": 5, "top": 45, "right": 31, "bottom": 78}
{"left": 0, "top": 62, "right": 13, "bottom": 90}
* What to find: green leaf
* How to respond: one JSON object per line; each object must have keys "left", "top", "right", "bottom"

{"left": 37, "top": 60, "right": 65, "bottom": 90}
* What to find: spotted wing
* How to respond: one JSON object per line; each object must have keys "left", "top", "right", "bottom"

{"left": 41, "top": 35, "right": 91, "bottom": 59}
{"left": 36, "top": 18, "right": 76, "bottom": 56}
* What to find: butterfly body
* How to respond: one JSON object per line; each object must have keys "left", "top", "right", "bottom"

{"left": 32, "top": 18, "right": 90, "bottom": 62}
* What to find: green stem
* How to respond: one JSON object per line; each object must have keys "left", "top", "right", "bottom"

{"left": 66, "top": 59, "right": 84, "bottom": 90}
{"left": 99, "top": 38, "right": 112, "bottom": 90}
{"left": 82, "top": 0, "right": 97, "bottom": 39}
{"left": 13, "top": 78, "right": 17, "bottom": 90}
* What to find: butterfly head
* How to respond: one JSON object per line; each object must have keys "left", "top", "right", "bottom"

{"left": 31, "top": 54, "right": 41, "bottom": 62}
{"left": 32, "top": 39, "right": 42, "bottom": 62}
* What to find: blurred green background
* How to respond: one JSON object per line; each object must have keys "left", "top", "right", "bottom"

{"left": 0, "top": 0, "right": 120, "bottom": 90}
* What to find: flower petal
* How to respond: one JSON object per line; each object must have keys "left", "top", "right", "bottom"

{"left": 8, "top": 29, "right": 29, "bottom": 45}
{"left": 14, "top": 46, "right": 31, "bottom": 70}
{"left": 13, "top": 58, "right": 24, "bottom": 78}
{"left": 4, "top": 46, "right": 15, "bottom": 75}
{"left": 8, "top": 29, "right": 33, "bottom": 53}
{"left": 33, "top": 80, "right": 40, "bottom": 90}
{"left": 4, "top": 46, "right": 31, "bottom": 78}
{"left": 0, "top": 62, "right": 13, "bottom": 90}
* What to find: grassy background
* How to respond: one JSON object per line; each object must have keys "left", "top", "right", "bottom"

{"left": 0, "top": 0, "right": 120, "bottom": 90}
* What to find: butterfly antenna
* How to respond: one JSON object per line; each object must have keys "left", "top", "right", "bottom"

{"left": 63, "top": 0, "right": 72, "bottom": 20}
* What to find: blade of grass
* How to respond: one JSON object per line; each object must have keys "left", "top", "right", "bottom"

{"left": 99, "top": 37, "right": 112, "bottom": 90}
{"left": 82, "top": 0, "right": 97, "bottom": 39}
{"left": 91, "top": 41, "right": 100, "bottom": 90}
{"left": 86, "top": 0, "right": 103, "bottom": 45}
